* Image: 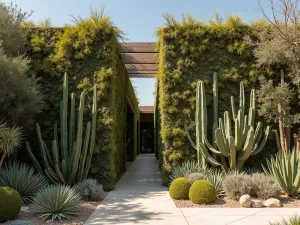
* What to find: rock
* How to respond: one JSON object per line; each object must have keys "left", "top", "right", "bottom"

{"left": 20, "top": 206, "right": 29, "bottom": 212}
{"left": 263, "top": 198, "right": 281, "bottom": 208}
{"left": 239, "top": 194, "right": 252, "bottom": 207}
{"left": 251, "top": 200, "right": 263, "bottom": 208}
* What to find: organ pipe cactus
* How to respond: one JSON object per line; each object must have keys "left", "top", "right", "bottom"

{"left": 26, "top": 73, "right": 98, "bottom": 185}
{"left": 185, "top": 73, "right": 270, "bottom": 170}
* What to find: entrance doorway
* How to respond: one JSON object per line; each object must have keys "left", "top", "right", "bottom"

{"left": 139, "top": 106, "right": 154, "bottom": 154}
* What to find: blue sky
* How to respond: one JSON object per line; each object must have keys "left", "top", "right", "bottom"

{"left": 5, "top": 0, "right": 270, "bottom": 106}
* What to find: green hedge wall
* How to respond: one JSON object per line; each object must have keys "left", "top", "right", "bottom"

{"left": 24, "top": 19, "right": 139, "bottom": 189}
{"left": 155, "top": 17, "right": 279, "bottom": 179}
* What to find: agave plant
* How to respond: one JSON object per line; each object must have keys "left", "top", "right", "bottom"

{"left": 0, "top": 122, "right": 23, "bottom": 167}
{"left": 0, "top": 162, "right": 48, "bottom": 204}
{"left": 169, "top": 160, "right": 210, "bottom": 181}
{"left": 30, "top": 185, "right": 81, "bottom": 221}
{"left": 263, "top": 151, "right": 300, "bottom": 196}
{"left": 206, "top": 169, "right": 225, "bottom": 197}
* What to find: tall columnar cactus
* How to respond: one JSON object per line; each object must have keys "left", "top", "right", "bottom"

{"left": 185, "top": 73, "right": 270, "bottom": 170}
{"left": 26, "top": 73, "right": 98, "bottom": 185}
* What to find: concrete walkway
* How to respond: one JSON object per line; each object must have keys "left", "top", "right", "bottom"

{"left": 85, "top": 154, "right": 300, "bottom": 225}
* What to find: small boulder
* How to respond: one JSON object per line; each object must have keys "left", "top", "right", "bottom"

{"left": 263, "top": 198, "right": 281, "bottom": 208}
{"left": 239, "top": 194, "right": 252, "bottom": 207}
{"left": 20, "top": 206, "right": 29, "bottom": 212}
{"left": 251, "top": 200, "right": 263, "bottom": 208}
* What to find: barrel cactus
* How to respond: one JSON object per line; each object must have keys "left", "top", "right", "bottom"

{"left": 169, "top": 177, "right": 191, "bottom": 200}
{"left": 26, "top": 73, "right": 98, "bottom": 185}
{"left": 0, "top": 186, "right": 22, "bottom": 223}
{"left": 185, "top": 72, "right": 269, "bottom": 170}
{"left": 189, "top": 180, "right": 216, "bottom": 204}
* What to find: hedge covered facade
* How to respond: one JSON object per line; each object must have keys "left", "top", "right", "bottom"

{"left": 155, "top": 17, "right": 281, "bottom": 181}
{"left": 24, "top": 20, "right": 139, "bottom": 189}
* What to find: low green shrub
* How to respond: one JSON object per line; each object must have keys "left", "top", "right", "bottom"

{"left": 169, "top": 178, "right": 191, "bottom": 200}
{"left": 0, "top": 186, "right": 22, "bottom": 223}
{"left": 169, "top": 160, "right": 210, "bottom": 181}
{"left": 0, "top": 162, "right": 48, "bottom": 203}
{"left": 186, "top": 172, "right": 206, "bottom": 184}
{"left": 189, "top": 180, "right": 216, "bottom": 204}
{"left": 9, "top": 220, "right": 34, "bottom": 225}
{"left": 205, "top": 170, "right": 225, "bottom": 197}
{"left": 74, "top": 179, "right": 104, "bottom": 201}
{"left": 222, "top": 174, "right": 255, "bottom": 200}
{"left": 251, "top": 173, "right": 282, "bottom": 199}
{"left": 269, "top": 215, "right": 300, "bottom": 225}
{"left": 30, "top": 185, "right": 81, "bottom": 221}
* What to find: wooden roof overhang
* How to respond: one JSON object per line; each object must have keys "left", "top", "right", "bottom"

{"left": 120, "top": 42, "right": 158, "bottom": 78}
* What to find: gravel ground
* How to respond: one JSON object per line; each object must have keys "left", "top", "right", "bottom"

{"left": 1, "top": 194, "right": 108, "bottom": 225}
{"left": 174, "top": 195, "right": 300, "bottom": 208}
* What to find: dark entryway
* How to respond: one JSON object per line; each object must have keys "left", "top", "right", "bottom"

{"left": 139, "top": 106, "right": 154, "bottom": 154}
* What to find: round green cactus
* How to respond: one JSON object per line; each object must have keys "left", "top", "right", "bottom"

{"left": 189, "top": 180, "right": 216, "bottom": 204}
{"left": 169, "top": 177, "right": 191, "bottom": 200}
{"left": 0, "top": 186, "right": 22, "bottom": 222}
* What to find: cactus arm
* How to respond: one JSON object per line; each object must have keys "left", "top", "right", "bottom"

{"left": 231, "top": 96, "right": 236, "bottom": 120}
{"left": 250, "top": 89, "right": 256, "bottom": 124}
{"left": 69, "top": 93, "right": 75, "bottom": 158}
{"left": 199, "top": 143, "right": 221, "bottom": 166}
{"left": 252, "top": 126, "right": 270, "bottom": 155}
{"left": 53, "top": 123, "right": 60, "bottom": 164}
{"left": 254, "top": 122, "right": 263, "bottom": 143}
{"left": 213, "top": 72, "right": 218, "bottom": 149}
{"left": 215, "top": 128, "right": 230, "bottom": 157}
{"left": 77, "top": 122, "right": 91, "bottom": 182}
{"left": 83, "top": 85, "right": 98, "bottom": 179}
{"left": 61, "top": 73, "right": 68, "bottom": 176}
{"left": 204, "top": 135, "right": 222, "bottom": 155}
{"left": 239, "top": 128, "right": 255, "bottom": 162}
{"left": 220, "top": 155, "right": 229, "bottom": 171}
{"left": 229, "top": 136, "right": 237, "bottom": 169}
{"left": 25, "top": 141, "right": 44, "bottom": 175}
{"left": 52, "top": 141, "right": 66, "bottom": 183}
{"left": 69, "top": 92, "right": 85, "bottom": 184}
{"left": 248, "top": 107, "right": 255, "bottom": 127}
{"left": 184, "top": 124, "right": 197, "bottom": 150}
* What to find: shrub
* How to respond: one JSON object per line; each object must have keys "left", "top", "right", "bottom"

{"left": 263, "top": 151, "right": 300, "bottom": 196}
{"left": 251, "top": 173, "right": 282, "bottom": 199}
{"left": 206, "top": 169, "right": 225, "bottom": 197}
{"left": 222, "top": 174, "right": 255, "bottom": 200}
{"left": 169, "top": 178, "right": 191, "bottom": 200}
{"left": 0, "top": 162, "right": 48, "bottom": 203}
{"left": 169, "top": 160, "right": 210, "bottom": 181}
{"left": 186, "top": 172, "right": 206, "bottom": 184}
{"left": 0, "top": 186, "right": 22, "bottom": 223}
{"left": 189, "top": 180, "right": 216, "bottom": 204}
{"left": 74, "top": 178, "right": 104, "bottom": 201}
{"left": 269, "top": 215, "right": 300, "bottom": 225}
{"left": 30, "top": 185, "right": 81, "bottom": 221}
{"left": 9, "top": 221, "right": 34, "bottom": 225}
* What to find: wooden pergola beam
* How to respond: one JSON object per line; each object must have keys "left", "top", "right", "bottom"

{"left": 120, "top": 42, "right": 157, "bottom": 53}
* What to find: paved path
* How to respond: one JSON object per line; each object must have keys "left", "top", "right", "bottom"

{"left": 85, "top": 154, "right": 300, "bottom": 225}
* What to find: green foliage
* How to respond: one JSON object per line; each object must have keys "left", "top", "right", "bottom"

{"left": 0, "top": 186, "right": 22, "bottom": 223}
{"left": 169, "top": 177, "right": 191, "bottom": 200}
{"left": 263, "top": 151, "right": 300, "bottom": 196}
{"left": 169, "top": 160, "right": 209, "bottom": 181}
{"left": 30, "top": 185, "right": 81, "bottom": 221}
{"left": 24, "top": 10, "right": 139, "bottom": 188}
{"left": 0, "top": 162, "right": 48, "bottom": 203}
{"left": 269, "top": 215, "right": 300, "bottom": 225}
{"left": 26, "top": 73, "right": 98, "bottom": 185}
{"left": 205, "top": 169, "right": 225, "bottom": 197}
{"left": 155, "top": 14, "right": 276, "bottom": 178}
{"left": 74, "top": 178, "right": 104, "bottom": 201}
{"left": 189, "top": 180, "right": 216, "bottom": 204}
{"left": 222, "top": 174, "right": 254, "bottom": 200}
{"left": 9, "top": 221, "right": 34, "bottom": 225}
{"left": 0, "top": 2, "right": 30, "bottom": 56}
{"left": 223, "top": 173, "right": 282, "bottom": 200}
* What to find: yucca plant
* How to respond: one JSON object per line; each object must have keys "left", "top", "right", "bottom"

{"left": 169, "top": 160, "right": 210, "bottom": 181}
{"left": 0, "top": 162, "right": 48, "bottom": 204}
{"left": 30, "top": 185, "right": 81, "bottom": 221}
{"left": 263, "top": 151, "right": 300, "bottom": 196}
{"left": 0, "top": 122, "right": 23, "bottom": 167}
{"left": 206, "top": 169, "right": 225, "bottom": 197}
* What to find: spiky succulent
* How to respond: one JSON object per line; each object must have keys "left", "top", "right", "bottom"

{"left": 0, "top": 162, "right": 48, "bottom": 204}
{"left": 30, "top": 185, "right": 81, "bottom": 221}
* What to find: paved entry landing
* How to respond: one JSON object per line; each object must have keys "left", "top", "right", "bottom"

{"left": 85, "top": 154, "right": 300, "bottom": 225}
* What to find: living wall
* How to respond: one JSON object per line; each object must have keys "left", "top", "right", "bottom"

{"left": 24, "top": 16, "right": 139, "bottom": 189}
{"left": 155, "top": 15, "right": 281, "bottom": 180}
